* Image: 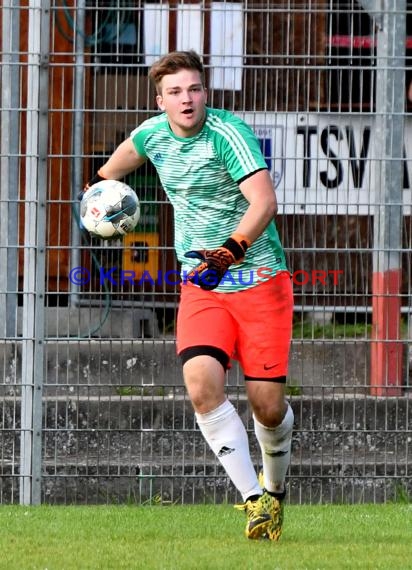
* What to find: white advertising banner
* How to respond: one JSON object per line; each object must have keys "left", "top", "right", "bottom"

{"left": 240, "top": 113, "right": 412, "bottom": 215}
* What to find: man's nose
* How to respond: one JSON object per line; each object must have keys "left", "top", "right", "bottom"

{"left": 182, "top": 90, "right": 193, "bottom": 102}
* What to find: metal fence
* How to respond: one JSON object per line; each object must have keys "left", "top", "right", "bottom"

{"left": 0, "top": 0, "right": 411, "bottom": 505}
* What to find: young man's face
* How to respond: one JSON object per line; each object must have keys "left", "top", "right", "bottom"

{"left": 156, "top": 69, "right": 207, "bottom": 138}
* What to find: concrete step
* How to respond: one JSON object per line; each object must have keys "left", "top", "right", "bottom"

{"left": 1, "top": 459, "right": 410, "bottom": 505}
{"left": 1, "top": 337, "right": 375, "bottom": 394}
{"left": 0, "top": 394, "right": 409, "bottom": 431}
{"left": 0, "top": 396, "right": 410, "bottom": 504}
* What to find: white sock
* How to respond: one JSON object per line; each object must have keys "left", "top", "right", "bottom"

{"left": 253, "top": 403, "right": 294, "bottom": 494}
{"left": 195, "top": 399, "right": 262, "bottom": 502}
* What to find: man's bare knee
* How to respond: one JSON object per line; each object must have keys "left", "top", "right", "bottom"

{"left": 246, "top": 381, "right": 287, "bottom": 427}
{"left": 183, "top": 355, "right": 226, "bottom": 413}
{"left": 252, "top": 402, "right": 286, "bottom": 427}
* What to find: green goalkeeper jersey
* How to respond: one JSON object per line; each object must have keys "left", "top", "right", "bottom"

{"left": 130, "top": 107, "right": 288, "bottom": 292}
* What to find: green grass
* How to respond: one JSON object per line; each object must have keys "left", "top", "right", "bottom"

{"left": 292, "top": 321, "right": 372, "bottom": 339}
{"left": 292, "top": 318, "right": 409, "bottom": 340}
{"left": 0, "top": 504, "right": 410, "bottom": 570}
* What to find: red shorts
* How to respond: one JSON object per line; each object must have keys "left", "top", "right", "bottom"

{"left": 176, "top": 271, "right": 293, "bottom": 379}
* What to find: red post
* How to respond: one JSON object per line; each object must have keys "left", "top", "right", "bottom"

{"left": 370, "top": 269, "right": 403, "bottom": 396}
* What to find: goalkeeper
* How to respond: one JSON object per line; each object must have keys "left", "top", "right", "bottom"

{"left": 83, "top": 50, "right": 294, "bottom": 541}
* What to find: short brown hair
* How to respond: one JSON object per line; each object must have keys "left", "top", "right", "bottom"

{"left": 149, "top": 50, "right": 205, "bottom": 94}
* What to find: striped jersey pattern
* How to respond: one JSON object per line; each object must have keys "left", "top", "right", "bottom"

{"left": 130, "top": 107, "right": 287, "bottom": 292}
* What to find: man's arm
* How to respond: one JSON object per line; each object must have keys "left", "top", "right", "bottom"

{"left": 98, "top": 138, "right": 146, "bottom": 180}
{"left": 80, "top": 138, "right": 146, "bottom": 198}
{"left": 184, "top": 169, "right": 277, "bottom": 290}
{"left": 236, "top": 168, "right": 277, "bottom": 242}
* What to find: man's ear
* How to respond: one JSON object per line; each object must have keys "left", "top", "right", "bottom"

{"left": 156, "top": 94, "right": 165, "bottom": 111}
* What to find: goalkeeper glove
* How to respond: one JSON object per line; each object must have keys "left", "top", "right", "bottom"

{"left": 184, "top": 233, "right": 251, "bottom": 291}
{"left": 77, "top": 170, "right": 107, "bottom": 201}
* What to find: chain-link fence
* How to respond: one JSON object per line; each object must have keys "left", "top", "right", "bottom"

{"left": 0, "top": 0, "right": 411, "bottom": 505}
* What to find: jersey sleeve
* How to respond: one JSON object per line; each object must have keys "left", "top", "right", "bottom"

{"left": 130, "top": 121, "right": 150, "bottom": 157}
{"left": 213, "top": 114, "right": 268, "bottom": 182}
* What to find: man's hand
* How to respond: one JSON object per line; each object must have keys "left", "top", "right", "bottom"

{"left": 184, "top": 233, "right": 251, "bottom": 290}
{"left": 184, "top": 247, "right": 236, "bottom": 290}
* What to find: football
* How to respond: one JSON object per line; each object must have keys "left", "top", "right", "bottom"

{"left": 80, "top": 179, "right": 140, "bottom": 239}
